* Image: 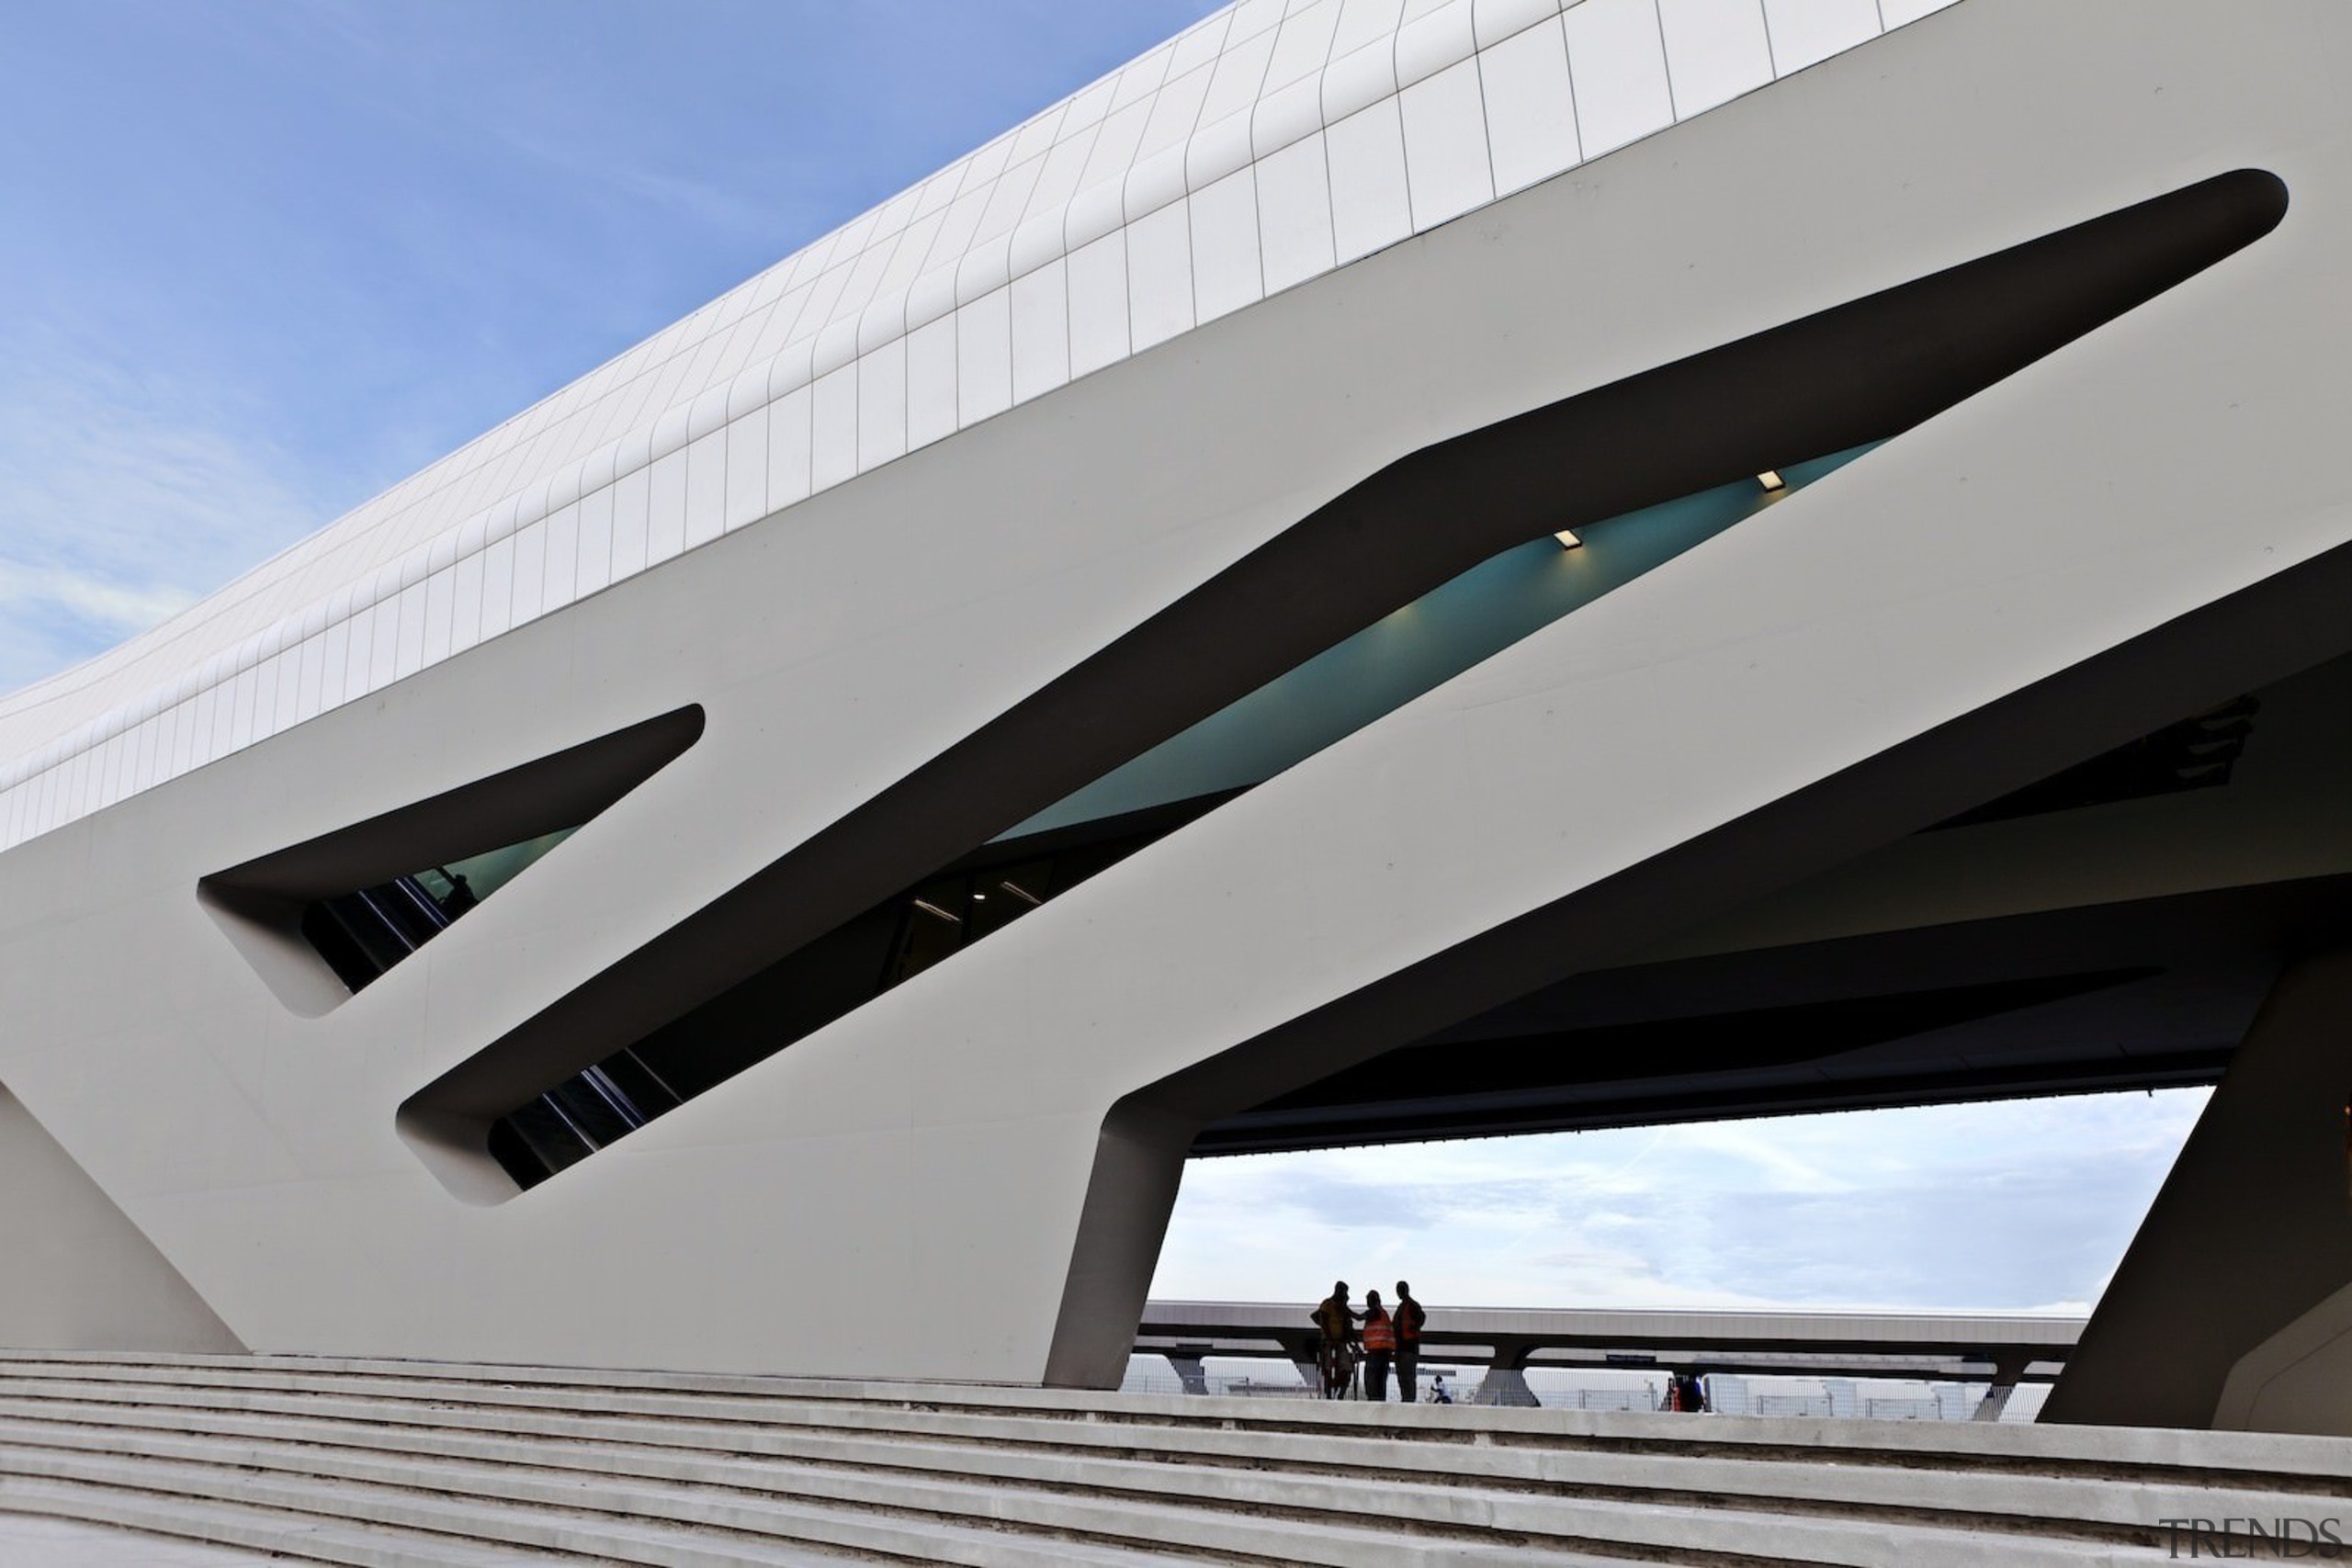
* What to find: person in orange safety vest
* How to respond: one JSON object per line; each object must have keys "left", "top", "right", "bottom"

{"left": 1360, "top": 1289, "right": 1398, "bottom": 1402}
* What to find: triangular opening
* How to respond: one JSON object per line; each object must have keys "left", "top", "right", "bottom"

{"left": 200, "top": 705, "right": 703, "bottom": 1016}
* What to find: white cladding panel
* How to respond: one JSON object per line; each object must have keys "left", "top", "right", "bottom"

{"left": 0, "top": 0, "right": 1962, "bottom": 851}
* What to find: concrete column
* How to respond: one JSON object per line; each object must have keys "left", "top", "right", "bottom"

{"left": 2044, "top": 944, "right": 2352, "bottom": 1433}
{"left": 1165, "top": 1353, "right": 1209, "bottom": 1395}
{"left": 1476, "top": 1367, "right": 1539, "bottom": 1407}
{"left": 1971, "top": 1357, "right": 2028, "bottom": 1422}
{"left": 1476, "top": 1340, "right": 1540, "bottom": 1407}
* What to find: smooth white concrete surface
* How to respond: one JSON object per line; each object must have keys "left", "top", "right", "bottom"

{"left": 0, "top": 1089, "right": 240, "bottom": 1356}
{"left": 1, "top": 0, "right": 2347, "bottom": 1414}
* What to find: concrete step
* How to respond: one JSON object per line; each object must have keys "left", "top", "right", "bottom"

{"left": 5, "top": 1382, "right": 2333, "bottom": 1551}
{"left": 0, "top": 1371, "right": 2343, "bottom": 1549}
{"left": 5, "top": 1351, "right": 2348, "bottom": 1568}
{"left": 0, "top": 1441, "right": 1222, "bottom": 1568}
{"left": 7, "top": 1349, "right": 2349, "bottom": 1492}
{"left": 0, "top": 1421, "right": 1655, "bottom": 1568}
{"left": 0, "top": 1472, "right": 585, "bottom": 1566}
{"left": 0, "top": 1405, "right": 2192, "bottom": 1568}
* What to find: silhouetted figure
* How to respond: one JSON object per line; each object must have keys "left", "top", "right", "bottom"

{"left": 1669, "top": 1371, "right": 1708, "bottom": 1413}
{"left": 1361, "top": 1289, "right": 1396, "bottom": 1401}
{"left": 1310, "top": 1281, "right": 1358, "bottom": 1400}
{"left": 1428, "top": 1372, "right": 1453, "bottom": 1404}
{"left": 435, "top": 869, "right": 477, "bottom": 918}
{"left": 1393, "top": 1280, "right": 1427, "bottom": 1402}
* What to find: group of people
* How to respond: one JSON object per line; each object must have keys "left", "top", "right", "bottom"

{"left": 1304, "top": 1279, "right": 1716, "bottom": 1408}
{"left": 1309, "top": 1280, "right": 1434, "bottom": 1401}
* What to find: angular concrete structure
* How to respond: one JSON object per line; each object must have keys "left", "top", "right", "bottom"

{"left": 4, "top": 0, "right": 2350, "bottom": 1431}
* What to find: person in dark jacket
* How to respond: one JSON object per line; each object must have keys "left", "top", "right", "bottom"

{"left": 1392, "top": 1280, "right": 1428, "bottom": 1403}
{"left": 1669, "top": 1370, "right": 1709, "bottom": 1412}
{"left": 1310, "top": 1282, "right": 1358, "bottom": 1399}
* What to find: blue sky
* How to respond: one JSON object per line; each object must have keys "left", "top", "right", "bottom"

{"left": 0, "top": 0, "right": 1220, "bottom": 690}
{"left": 1, "top": 0, "right": 2204, "bottom": 1314}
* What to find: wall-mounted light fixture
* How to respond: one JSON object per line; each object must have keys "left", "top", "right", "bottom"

{"left": 1554, "top": 529, "right": 1582, "bottom": 550}
{"left": 1757, "top": 470, "right": 1787, "bottom": 492}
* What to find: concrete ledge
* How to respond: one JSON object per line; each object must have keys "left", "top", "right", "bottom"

{"left": 6, "top": 1349, "right": 2349, "bottom": 1478}
{"left": 3, "top": 1352, "right": 2346, "bottom": 1568}
{"left": 3, "top": 1384, "right": 2342, "bottom": 1539}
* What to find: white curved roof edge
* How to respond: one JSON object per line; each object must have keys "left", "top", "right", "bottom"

{"left": 0, "top": 0, "right": 1959, "bottom": 852}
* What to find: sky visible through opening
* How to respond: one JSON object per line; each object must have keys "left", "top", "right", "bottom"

{"left": 1152, "top": 1091, "right": 2210, "bottom": 1313}
{"left": 3, "top": 3, "right": 2207, "bottom": 1321}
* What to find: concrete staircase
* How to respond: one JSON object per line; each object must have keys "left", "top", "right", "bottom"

{"left": 1, "top": 1351, "right": 2346, "bottom": 1566}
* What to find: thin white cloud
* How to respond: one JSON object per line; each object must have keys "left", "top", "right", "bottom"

{"left": 1149, "top": 1090, "right": 2211, "bottom": 1314}
{"left": 0, "top": 322, "right": 324, "bottom": 694}
{"left": 0, "top": 560, "right": 192, "bottom": 634}
{"left": 1668, "top": 1121, "right": 1854, "bottom": 1193}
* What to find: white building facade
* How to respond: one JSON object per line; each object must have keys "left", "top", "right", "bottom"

{"left": 5, "top": 0, "right": 2351, "bottom": 1435}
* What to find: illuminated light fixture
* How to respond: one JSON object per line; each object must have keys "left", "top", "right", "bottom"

{"left": 1553, "top": 528, "right": 1582, "bottom": 550}
{"left": 912, "top": 898, "right": 961, "bottom": 925}
{"left": 1000, "top": 880, "right": 1042, "bottom": 907}
{"left": 1757, "top": 469, "right": 1787, "bottom": 492}
{"left": 971, "top": 890, "right": 988, "bottom": 901}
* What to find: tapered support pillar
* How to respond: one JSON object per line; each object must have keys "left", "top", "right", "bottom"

{"left": 2044, "top": 944, "right": 2352, "bottom": 1434}
{"left": 1475, "top": 1340, "right": 1540, "bottom": 1407}
{"left": 1475, "top": 1367, "right": 1538, "bottom": 1407}
{"left": 1165, "top": 1352, "right": 1209, "bottom": 1395}
{"left": 1972, "top": 1356, "right": 2029, "bottom": 1422}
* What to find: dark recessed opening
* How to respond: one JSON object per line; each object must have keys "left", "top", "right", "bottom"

{"left": 201, "top": 705, "right": 702, "bottom": 1016}
{"left": 402, "top": 168, "right": 2291, "bottom": 1201}
{"left": 486, "top": 793, "right": 1228, "bottom": 1190}
{"left": 299, "top": 829, "right": 577, "bottom": 995}
{"left": 1929, "top": 695, "right": 2260, "bottom": 831}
